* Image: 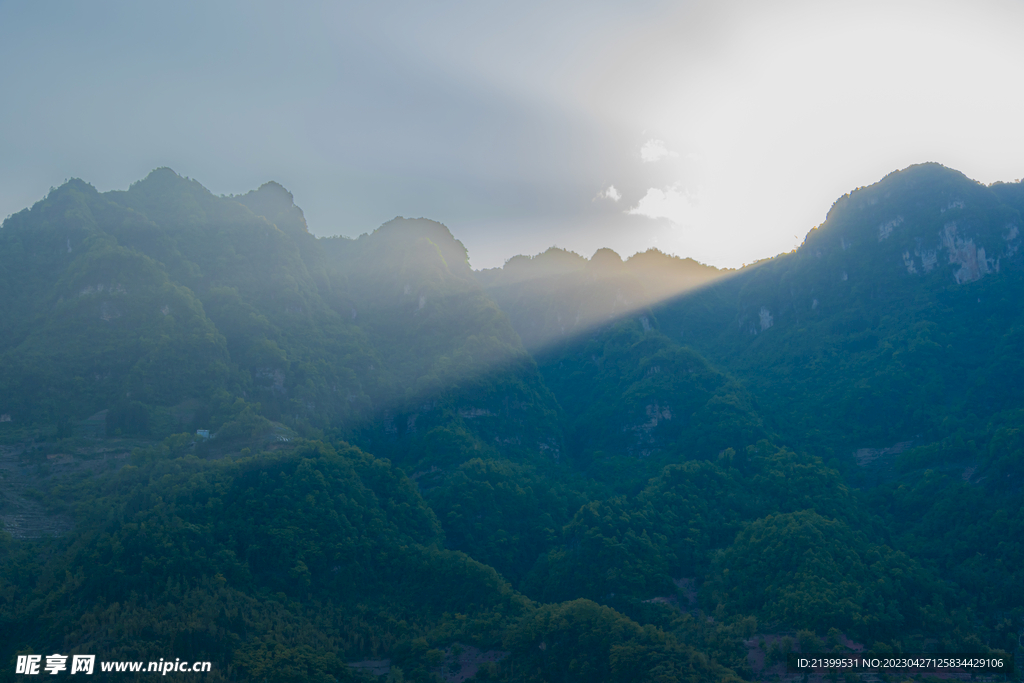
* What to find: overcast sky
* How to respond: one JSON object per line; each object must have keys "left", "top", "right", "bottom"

{"left": 3, "top": 0, "right": 1024, "bottom": 269}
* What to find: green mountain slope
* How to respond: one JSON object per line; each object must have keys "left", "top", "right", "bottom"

{"left": 0, "top": 179, "right": 232, "bottom": 431}
{"left": 320, "top": 218, "right": 564, "bottom": 474}
{"left": 476, "top": 248, "right": 766, "bottom": 488}
{"left": 0, "top": 172, "right": 563, "bottom": 463}
{"left": 1, "top": 164, "right": 1022, "bottom": 682}
{"left": 654, "top": 163, "right": 1024, "bottom": 458}
{"left": 0, "top": 440, "right": 529, "bottom": 682}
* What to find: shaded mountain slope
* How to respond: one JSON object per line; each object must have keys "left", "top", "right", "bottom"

{"left": 475, "top": 246, "right": 768, "bottom": 489}
{"left": 651, "top": 163, "right": 1024, "bottom": 458}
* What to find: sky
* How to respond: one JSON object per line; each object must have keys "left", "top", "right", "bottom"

{"left": 2, "top": 0, "right": 1024, "bottom": 270}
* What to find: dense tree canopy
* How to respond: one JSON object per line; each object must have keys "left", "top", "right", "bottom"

{"left": 1, "top": 163, "right": 1022, "bottom": 681}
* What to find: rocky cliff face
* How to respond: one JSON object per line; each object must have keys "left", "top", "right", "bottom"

{"left": 809, "top": 163, "right": 1022, "bottom": 289}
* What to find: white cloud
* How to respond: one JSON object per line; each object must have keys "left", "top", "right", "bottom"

{"left": 596, "top": 184, "right": 621, "bottom": 201}
{"left": 640, "top": 139, "right": 678, "bottom": 163}
{"left": 628, "top": 184, "right": 696, "bottom": 225}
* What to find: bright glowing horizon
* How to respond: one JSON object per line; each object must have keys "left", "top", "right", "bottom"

{"left": 2, "top": 0, "right": 1023, "bottom": 271}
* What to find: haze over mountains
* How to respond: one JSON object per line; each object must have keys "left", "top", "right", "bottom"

{"left": 0, "top": 163, "right": 1021, "bottom": 682}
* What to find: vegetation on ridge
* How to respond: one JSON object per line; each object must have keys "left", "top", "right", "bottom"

{"left": 1, "top": 163, "right": 1021, "bottom": 682}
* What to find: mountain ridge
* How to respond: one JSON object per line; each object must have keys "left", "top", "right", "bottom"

{"left": 1, "top": 163, "right": 1021, "bottom": 682}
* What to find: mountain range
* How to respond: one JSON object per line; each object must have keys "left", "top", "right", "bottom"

{"left": 0, "top": 163, "right": 1021, "bottom": 682}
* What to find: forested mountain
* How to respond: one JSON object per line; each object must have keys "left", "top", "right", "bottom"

{"left": 0, "top": 164, "right": 1021, "bottom": 682}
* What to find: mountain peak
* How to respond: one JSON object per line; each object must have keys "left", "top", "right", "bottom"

{"left": 129, "top": 167, "right": 208, "bottom": 195}
{"left": 233, "top": 181, "right": 308, "bottom": 235}
{"left": 373, "top": 217, "right": 470, "bottom": 270}
{"left": 588, "top": 248, "right": 624, "bottom": 271}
